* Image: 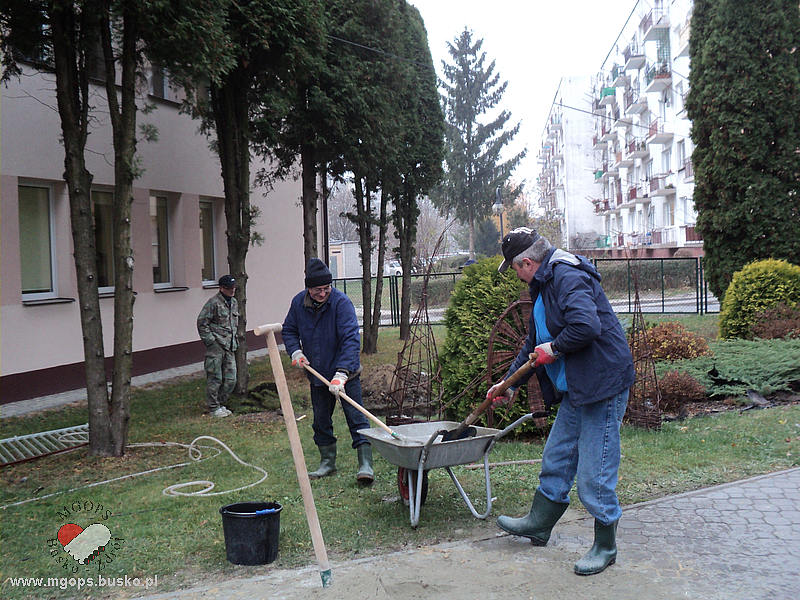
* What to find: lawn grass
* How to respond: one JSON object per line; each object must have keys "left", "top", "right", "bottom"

{"left": 2, "top": 316, "right": 798, "bottom": 599}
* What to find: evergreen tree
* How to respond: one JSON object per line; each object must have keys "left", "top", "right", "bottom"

{"left": 687, "top": 0, "right": 800, "bottom": 299}
{"left": 434, "top": 28, "right": 525, "bottom": 259}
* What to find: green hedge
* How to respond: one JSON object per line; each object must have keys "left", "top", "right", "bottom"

{"left": 719, "top": 259, "right": 800, "bottom": 339}
{"left": 439, "top": 257, "right": 537, "bottom": 430}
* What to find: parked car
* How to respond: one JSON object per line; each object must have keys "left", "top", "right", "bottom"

{"left": 383, "top": 260, "right": 403, "bottom": 276}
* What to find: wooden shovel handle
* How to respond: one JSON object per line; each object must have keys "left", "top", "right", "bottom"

{"left": 462, "top": 356, "right": 537, "bottom": 427}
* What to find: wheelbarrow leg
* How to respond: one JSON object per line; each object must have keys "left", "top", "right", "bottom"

{"left": 445, "top": 450, "right": 493, "bottom": 520}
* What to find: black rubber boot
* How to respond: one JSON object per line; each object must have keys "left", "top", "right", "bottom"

{"left": 574, "top": 519, "right": 618, "bottom": 576}
{"left": 309, "top": 444, "right": 337, "bottom": 479}
{"left": 496, "top": 488, "right": 569, "bottom": 545}
{"left": 356, "top": 444, "right": 374, "bottom": 485}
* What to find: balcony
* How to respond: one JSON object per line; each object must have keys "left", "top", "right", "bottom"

{"left": 615, "top": 187, "right": 623, "bottom": 207}
{"left": 647, "top": 119, "right": 674, "bottom": 145}
{"left": 623, "top": 89, "right": 648, "bottom": 115}
{"left": 611, "top": 64, "right": 628, "bottom": 87}
{"left": 644, "top": 62, "right": 672, "bottom": 93}
{"left": 629, "top": 138, "right": 650, "bottom": 158}
{"left": 618, "top": 148, "right": 634, "bottom": 168}
{"left": 682, "top": 157, "right": 694, "bottom": 180}
{"left": 641, "top": 8, "right": 670, "bottom": 43}
{"left": 623, "top": 42, "right": 646, "bottom": 71}
{"left": 548, "top": 114, "right": 563, "bottom": 132}
{"left": 685, "top": 225, "right": 703, "bottom": 243}
{"left": 593, "top": 134, "right": 607, "bottom": 149}
{"left": 599, "top": 87, "right": 617, "bottom": 106}
{"left": 600, "top": 122, "right": 616, "bottom": 142}
{"left": 675, "top": 15, "right": 691, "bottom": 58}
{"left": 649, "top": 173, "right": 676, "bottom": 196}
{"left": 627, "top": 186, "right": 638, "bottom": 203}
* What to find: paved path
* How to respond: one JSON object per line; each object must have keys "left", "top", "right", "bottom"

{"left": 136, "top": 468, "right": 800, "bottom": 600}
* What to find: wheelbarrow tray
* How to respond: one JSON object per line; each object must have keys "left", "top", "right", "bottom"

{"left": 360, "top": 420, "right": 500, "bottom": 470}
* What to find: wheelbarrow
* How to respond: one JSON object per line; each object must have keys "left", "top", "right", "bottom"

{"left": 360, "top": 413, "right": 535, "bottom": 527}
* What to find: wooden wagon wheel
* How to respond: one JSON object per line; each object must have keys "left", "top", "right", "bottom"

{"left": 486, "top": 290, "right": 548, "bottom": 429}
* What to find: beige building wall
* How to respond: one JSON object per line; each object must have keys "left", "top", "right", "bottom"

{"left": 1, "top": 65, "right": 306, "bottom": 395}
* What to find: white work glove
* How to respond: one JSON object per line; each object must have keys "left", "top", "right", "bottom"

{"left": 486, "top": 380, "right": 515, "bottom": 408}
{"left": 531, "top": 342, "right": 558, "bottom": 367}
{"left": 329, "top": 371, "right": 348, "bottom": 396}
{"left": 291, "top": 350, "right": 309, "bottom": 368}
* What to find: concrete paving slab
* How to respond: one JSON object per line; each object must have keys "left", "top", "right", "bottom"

{"left": 135, "top": 468, "right": 800, "bottom": 600}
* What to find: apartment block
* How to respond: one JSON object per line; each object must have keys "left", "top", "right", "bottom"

{"left": 538, "top": 0, "right": 701, "bottom": 257}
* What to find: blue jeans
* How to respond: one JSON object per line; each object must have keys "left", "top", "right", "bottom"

{"left": 310, "top": 378, "right": 369, "bottom": 449}
{"left": 537, "top": 389, "right": 629, "bottom": 525}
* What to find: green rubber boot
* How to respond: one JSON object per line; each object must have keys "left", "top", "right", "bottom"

{"left": 574, "top": 520, "right": 617, "bottom": 576}
{"left": 496, "top": 488, "right": 569, "bottom": 546}
{"left": 356, "top": 444, "right": 374, "bottom": 485}
{"left": 309, "top": 444, "right": 337, "bottom": 479}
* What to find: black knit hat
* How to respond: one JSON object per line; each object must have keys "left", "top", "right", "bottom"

{"left": 305, "top": 258, "right": 332, "bottom": 288}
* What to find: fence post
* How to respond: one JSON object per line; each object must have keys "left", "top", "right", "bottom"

{"left": 661, "top": 259, "right": 666, "bottom": 312}
{"left": 390, "top": 275, "right": 400, "bottom": 327}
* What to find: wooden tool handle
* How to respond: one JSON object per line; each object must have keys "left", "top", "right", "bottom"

{"left": 462, "top": 357, "right": 537, "bottom": 427}
{"left": 303, "top": 364, "right": 399, "bottom": 438}
{"left": 263, "top": 330, "right": 331, "bottom": 586}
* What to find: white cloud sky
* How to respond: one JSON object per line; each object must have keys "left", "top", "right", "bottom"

{"left": 410, "top": 0, "right": 642, "bottom": 187}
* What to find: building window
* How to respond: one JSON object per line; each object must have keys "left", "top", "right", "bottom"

{"left": 92, "top": 190, "right": 115, "bottom": 288}
{"left": 150, "top": 195, "right": 171, "bottom": 285}
{"left": 662, "top": 148, "right": 671, "bottom": 174}
{"left": 199, "top": 200, "right": 216, "bottom": 282}
{"left": 19, "top": 185, "right": 55, "bottom": 297}
{"left": 150, "top": 64, "right": 167, "bottom": 99}
{"left": 676, "top": 140, "right": 686, "bottom": 167}
{"left": 664, "top": 199, "right": 675, "bottom": 227}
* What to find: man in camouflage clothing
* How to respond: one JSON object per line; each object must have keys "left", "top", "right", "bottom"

{"left": 197, "top": 275, "right": 239, "bottom": 417}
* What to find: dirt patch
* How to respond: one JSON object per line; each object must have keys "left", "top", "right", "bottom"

{"left": 662, "top": 390, "right": 800, "bottom": 421}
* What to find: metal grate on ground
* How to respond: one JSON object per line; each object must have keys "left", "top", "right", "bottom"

{"left": 0, "top": 424, "right": 89, "bottom": 467}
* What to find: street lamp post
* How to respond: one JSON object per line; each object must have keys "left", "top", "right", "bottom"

{"left": 492, "top": 186, "right": 504, "bottom": 239}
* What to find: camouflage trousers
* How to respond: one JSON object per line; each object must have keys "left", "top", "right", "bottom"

{"left": 204, "top": 345, "right": 237, "bottom": 410}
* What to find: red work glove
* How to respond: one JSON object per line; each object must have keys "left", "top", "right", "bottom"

{"left": 531, "top": 342, "right": 558, "bottom": 367}
{"left": 291, "top": 350, "right": 309, "bottom": 368}
{"left": 486, "top": 380, "right": 514, "bottom": 408}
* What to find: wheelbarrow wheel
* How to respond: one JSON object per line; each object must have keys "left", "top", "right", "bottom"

{"left": 397, "top": 467, "right": 428, "bottom": 507}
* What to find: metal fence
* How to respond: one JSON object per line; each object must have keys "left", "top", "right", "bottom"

{"left": 333, "top": 257, "right": 719, "bottom": 327}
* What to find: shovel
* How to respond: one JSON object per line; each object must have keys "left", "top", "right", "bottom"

{"left": 441, "top": 355, "right": 538, "bottom": 442}
{"left": 301, "top": 364, "right": 405, "bottom": 442}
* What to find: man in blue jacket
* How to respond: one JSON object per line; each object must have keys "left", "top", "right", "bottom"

{"left": 487, "top": 228, "right": 635, "bottom": 576}
{"left": 282, "top": 258, "right": 373, "bottom": 484}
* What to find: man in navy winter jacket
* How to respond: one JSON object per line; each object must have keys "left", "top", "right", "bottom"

{"left": 282, "top": 258, "right": 373, "bottom": 484}
{"left": 487, "top": 228, "right": 635, "bottom": 576}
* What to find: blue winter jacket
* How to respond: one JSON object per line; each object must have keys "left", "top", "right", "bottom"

{"left": 282, "top": 287, "right": 362, "bottom": 387}
{"left": 506, "top": 248, "right": 635, "bottom": 406}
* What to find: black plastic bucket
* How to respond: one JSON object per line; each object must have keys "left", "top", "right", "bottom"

{"left": 219, "top": 501, "right": 282, "bottom": 565}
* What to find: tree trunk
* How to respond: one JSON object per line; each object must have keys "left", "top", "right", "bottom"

{"left": 397, "top": 192, "right": 415, "bottom": 340}
{"left": 51, "top": 2, "right": 112, "bottom": 455}
{"left": 354, "top": 175, "right": 376, "bottom": 353}
{"left": 468, "top": 209, "right": 476, "bottom": 259}
{"left": 368, "top": 183, "right": 389, "bottom": 350}
{"left": 301, "top": 144, "right": 318, "bottom": 264}
{"left": 100, "top": 3, "right": 137, "bottom": 455}
{"left": 211, "top": 66, "right": 252, "bottom": 394}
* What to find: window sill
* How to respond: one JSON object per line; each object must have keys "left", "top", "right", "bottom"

{"left": 22, "top": 297, "right": 76, "bottom": 306}
{"left": 154, "top": 286, "right": 189, "bottom": 294}
{"left": 202, "top": 283, "right": 220, "bottom": 290}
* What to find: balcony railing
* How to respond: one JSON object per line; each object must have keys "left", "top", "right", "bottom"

{"left": 628, "top": 186, "right": 638, "bottom": 202}
{"left": 683, "top": 157, "right": 694, "bottom": 179}
{"left": 685, "top": 225, "right": 703, "bottom": 242}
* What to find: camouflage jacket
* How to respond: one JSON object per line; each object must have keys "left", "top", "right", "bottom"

{"left": 197, "top": 292, "right": 239, "bottom": 352}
